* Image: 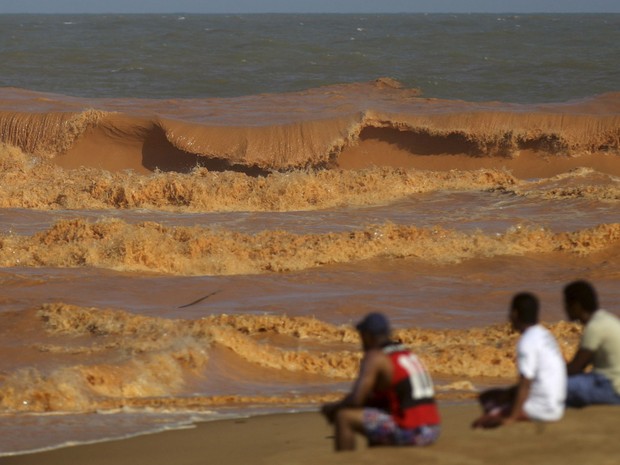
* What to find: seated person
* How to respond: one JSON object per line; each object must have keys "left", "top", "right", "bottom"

{"left": 321, "top": 312, "right": 440, "bottom": 451}
{"left": 564, "top": 280, "right": 620, "bottom": 407}
{"left": 473, "top": 292, "right": 566, "bottom": 428}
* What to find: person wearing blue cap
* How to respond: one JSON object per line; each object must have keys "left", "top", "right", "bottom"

{"left": 321, "top": 312, "right": 440, "bottom": 451}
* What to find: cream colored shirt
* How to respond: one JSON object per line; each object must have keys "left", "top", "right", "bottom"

{"left": 582, "top": 309, "right": 620, "bottom": 394}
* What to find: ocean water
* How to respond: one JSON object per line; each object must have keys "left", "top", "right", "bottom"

{"left": 0, "top": 13, "right": 619, "bottom": 456}
{"left": 1, "top": 13, "right": 619, "bottom": 102}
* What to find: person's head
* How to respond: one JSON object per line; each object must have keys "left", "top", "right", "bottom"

{"left": 355, "top": 312, "right": 391, "bottom": 350}
{"left": 509, "top": 292, "right": 539, "bottom": 333}
{"left": 563, "top": 280, "right": 599, "bottom": 323}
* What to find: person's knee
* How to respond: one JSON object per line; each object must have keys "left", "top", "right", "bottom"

{"left": 566, "top": 384, "right": 584, "bottom": 407}
{"left": 335, "top": 409, "right": 364, "bottom": 433}
{"left": 566, "top": 375, "right": 593, "bottom": 407}
{"left": 334, "top": 409, "right": 354, "bottom": 428}
{"left": 478, "top": 388, "right": 497, "bottom": 407}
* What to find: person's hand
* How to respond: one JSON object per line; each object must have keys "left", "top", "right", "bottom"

{"left": 471, "top": 413, "right": 503, "bottom": 429}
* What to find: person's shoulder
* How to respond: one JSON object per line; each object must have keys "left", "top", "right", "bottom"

{"left": 362, "top": 347, "right": 392, "bottom": 374}
{"left": 597, "top": 309, "right": 620, "bottom": 329}
{"left": 589, "top": 309, "right": 620, "bottom": 328}
{"left": 533, "top": 323, "right": 554, "bottom": 337}
{"left": 521, "top": 324, "right": 546, "bottom": 340}
{"left": 382, "top": 342, "right": 408, "bottom": 354}
{"left": 364, "top": 347, "right": 390, "bottom": 363}
{"left": 598, "top": 309, "right": 619, "bottom": 320}
{"left": 518, "top": 324, "right": 552, "bottom": 349}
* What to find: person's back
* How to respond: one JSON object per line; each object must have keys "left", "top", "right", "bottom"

{"left": 564, "top": 280, "right": 620, "bottom": 407}
{"left": 378, "top": 343, "right": 440, "bottom": 430}
{"left": 517, "top": 324, "right": 566, "bottom": 421}
{"left": 582, "top": 309, "right": 620, "bottom": 390}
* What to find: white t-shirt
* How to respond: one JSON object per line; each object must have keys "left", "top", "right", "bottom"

{"left": 517, "top": 324, "right": 566, "bottom": 421}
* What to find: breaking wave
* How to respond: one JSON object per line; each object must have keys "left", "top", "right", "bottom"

{"left": 0, "top": 218, "right": 618, "bottom": 275}
{"left": 0, "top": 303, "right": 581, "bottom": 413}
{"left": 0, "top": 80, "right": 618, "bottom": 177}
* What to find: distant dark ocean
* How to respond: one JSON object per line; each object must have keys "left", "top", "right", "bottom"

{"left": 1, "top": 13, "right": 619, "bottom": 102}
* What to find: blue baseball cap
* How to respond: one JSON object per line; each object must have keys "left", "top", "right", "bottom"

{"left": 355, "top": 312, "right": 391, "bottom": 336}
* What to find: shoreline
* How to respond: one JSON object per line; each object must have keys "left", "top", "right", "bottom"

{"left": 3, "top": 402, "right": 620, "bottom": 465}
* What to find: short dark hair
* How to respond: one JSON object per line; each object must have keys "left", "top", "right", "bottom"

{"left": 564, "top": 280, "right": 599, "bottom": 313}
{"left": 511, "top": 292, "right": 539, "bottom": 325}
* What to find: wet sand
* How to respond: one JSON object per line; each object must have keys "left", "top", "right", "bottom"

{"left": 3, "top": 403, "right": 619, "bottom": 465}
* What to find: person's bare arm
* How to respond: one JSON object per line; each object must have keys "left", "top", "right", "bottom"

{"left": 503, "top": 375, "right": 531, "bottom": 425}
{"left": 567, "top": 348, "right": 594, "bottom": 375}
{"left": 321, "top": 350, "right": 385, "bottom": 422}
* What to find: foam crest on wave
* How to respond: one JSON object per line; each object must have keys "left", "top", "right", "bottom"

{"left": 2, "top": 144, "right": 618, "bottom": 214}
{"left": 0, "top": 145, "right": 518, "bottom": 211}
{"left": 38, "top": 304, "right": 360, "bottom": 379}
{"left": 0, "top": 219, "right": 618, "bottom": 275}
{"left": 514, "top": 168, "right": 620, "bottom": 201}
{"left": 0, "top": 110, "right": 106, "bottom": 156}
{"left": 0, "top": 303, "right": 581, "bottom": 413}
{"left": 0, "top": 82, "right": 619, "bottom": 175}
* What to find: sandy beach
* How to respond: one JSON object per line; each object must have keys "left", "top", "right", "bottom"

{"left": 3, "top": 402, "right": 619, "bottom": 465}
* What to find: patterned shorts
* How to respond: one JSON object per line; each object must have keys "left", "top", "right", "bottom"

{"left": 362, "top": 408, "right": 440, "bottom": 446}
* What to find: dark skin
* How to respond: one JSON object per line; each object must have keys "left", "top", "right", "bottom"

{"left": 564, "top": 299, "right": 595, "bottom": 375}
{"left": 321, "top": 331, "right": 394, "bottom": 451}
{"left": 472, "top": 308, "right": 532, "bottom": 428}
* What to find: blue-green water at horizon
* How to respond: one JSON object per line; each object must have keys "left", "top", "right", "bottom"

{"left": 1, "top": 13, "right": 619, "bottom": 103}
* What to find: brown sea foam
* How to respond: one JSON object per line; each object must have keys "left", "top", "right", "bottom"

{"left": 0, "top": 303, "right": 580, "bottom": 413}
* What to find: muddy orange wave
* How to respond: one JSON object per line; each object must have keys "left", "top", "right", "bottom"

{"left": 0, "top": 303, "right": 581, "bottom": 413}
{"left": 0, "top": 218, "right": 618, "bottom": 275}
{"left": 0, "top": 80, "right": 619, "bottom": 177}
